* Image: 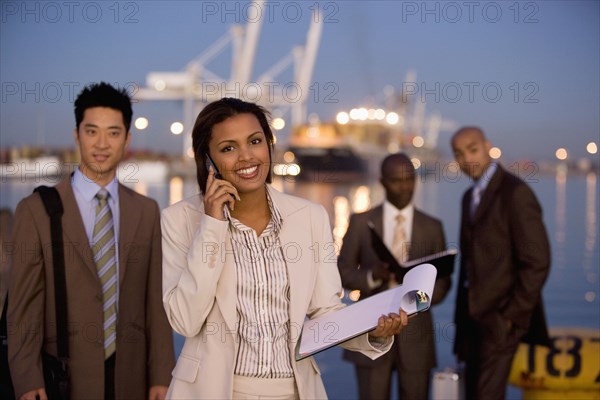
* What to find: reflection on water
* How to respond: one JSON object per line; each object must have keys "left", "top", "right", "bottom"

{"left": 584, "top": 173, "right": 597, "bottom": 270}
{"left": 584, "top": 173, "right": 598, "bottom": 302}
{"left": 554, "top": 168, "right": 567, "bottom": 270}
{"left": 1, "top": 171, "right": 598, "bottom": 326}
{"left": 133, "top": 181, "right": 147, "bottom": 197}
{"left": 169, "top": 176, "right": 184, "bottom": 206}
{"left": 351, "top": 185, "right": 371, "bottom": 213}
{"left": 332, "top": 196, "right": 349, "bottom": 249}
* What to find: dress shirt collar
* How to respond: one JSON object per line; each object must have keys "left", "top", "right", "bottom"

{"left": 382, "top": 200, "right": 414, "bottom": 248}
{"left": 225, "top": 185, "right": 283, "bottom": 236}
{"left": 473, "top": 161, "right": 498, "bottom": 192}
{"left": 72, "top": 167, "right": 119, "bottom": 203}
{"left": 383, "top": 199, "right": 414, "bottom": 222}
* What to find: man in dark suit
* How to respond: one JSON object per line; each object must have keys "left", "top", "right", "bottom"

{"left": 338, "top": 153, "right": 451, "bottom": 400}
{"left": 451, "top": 127, "right": 551, "bottom": 400}
{"left": 8, "top": 82, "right": 174, "bottom": 400}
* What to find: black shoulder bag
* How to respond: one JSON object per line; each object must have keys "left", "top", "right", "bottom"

{"left": 36, "top": 186, "right": 71, "bottom": 400}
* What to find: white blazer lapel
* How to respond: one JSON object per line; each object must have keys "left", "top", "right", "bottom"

{"left": 215, "top": 236, "right": 237, "bottom": 333}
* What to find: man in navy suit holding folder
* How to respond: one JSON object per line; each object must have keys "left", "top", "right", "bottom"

{"left": 338, "top": 153, "right": 452, "bottom": 400}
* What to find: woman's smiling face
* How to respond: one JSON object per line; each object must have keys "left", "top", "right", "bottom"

{"left": 208, "top": 112, "right": 271, "bottom": 194}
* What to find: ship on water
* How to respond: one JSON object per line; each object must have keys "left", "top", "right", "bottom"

{"left": 274, "top": 84, "right": 459, "bottom": 182}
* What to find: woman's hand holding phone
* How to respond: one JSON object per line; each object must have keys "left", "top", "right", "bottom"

{"left": 204, "top": 165, "right": 240, "bottom": 220}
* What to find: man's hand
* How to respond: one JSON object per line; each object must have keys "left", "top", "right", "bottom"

{"left": 149, "top": 385, "right": 168, "bottom": 400}
{"left": 19, "top": 388, "right": 47, "bottom": 400}
{"left": 369, "top": 308, "right": 408, "bottom": 338}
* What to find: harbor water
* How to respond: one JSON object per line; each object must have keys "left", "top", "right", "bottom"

{"left": 1, "top": 165, "right": 598, "bottom": 399}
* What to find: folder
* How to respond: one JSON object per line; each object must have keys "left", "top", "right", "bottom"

{"left": 367, "top": 221, "right": 457, "bottom": 280}
{"left": 296, "top": 263, "right": 437, "bottom": 360}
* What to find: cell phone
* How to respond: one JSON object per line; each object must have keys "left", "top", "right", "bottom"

{"left": 205, "top": 153, "right": 235, "bottom": 202}
{"left": 205, "top": 153, "right": 223, "bottom": 180}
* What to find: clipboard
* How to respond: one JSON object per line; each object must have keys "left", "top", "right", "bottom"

{"left": 296, "top": 263, "right": 437, "bottom": 360}
{"left": 367, "top": 221, "right": 456, "bottom": 280}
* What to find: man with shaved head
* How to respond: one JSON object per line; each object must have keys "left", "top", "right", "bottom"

{"left": 338, "top": 152, "right": 451, "bottom": 400}
{"left": 451, "top": 127, "right": 551, "bottom": 400}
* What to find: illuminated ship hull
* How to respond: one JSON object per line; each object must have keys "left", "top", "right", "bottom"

{"left": 283, "top": 145, "right": 368, "bottom": 182}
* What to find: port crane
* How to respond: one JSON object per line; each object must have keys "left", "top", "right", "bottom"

{"left": 134, "top": 0, "right": 323, "bottom": 160}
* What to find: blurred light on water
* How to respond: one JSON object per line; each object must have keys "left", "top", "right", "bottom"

{"left": 554, "top": 170, "right": 567, "bottom": 268}
{"left": 333, "top": 195, "right": 350, "bottom": 248}
{"left": 584, "top": 173, "right": 597, "bottom": 270}
{"left": 134, "top": 181, "right": 147, "bottom": 196}
{"left": 584, "top": 291, "right": 596, "bottom": 302}
{"left": 169, "top": 176, "right": 183, "bottom": 205}
{"left": 352, "top": 185, "right": 370, "bottom": 213}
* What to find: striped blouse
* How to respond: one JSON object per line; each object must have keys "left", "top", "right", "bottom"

{"left": 226, "top": 191, "right": 294, "bottom": 378}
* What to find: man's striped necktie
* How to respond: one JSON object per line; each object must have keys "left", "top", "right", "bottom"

{"left": 92, "top": 189, "right": 117, "bottom": 359}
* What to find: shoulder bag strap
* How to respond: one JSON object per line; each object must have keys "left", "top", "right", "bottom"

{"left": 34, "top": 186, "right": 69, "bottom": 361}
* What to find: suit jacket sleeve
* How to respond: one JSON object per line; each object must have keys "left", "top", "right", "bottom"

{"left": 7, "top": 196, "right": 46, "bottom": 397}
{"left": 428, "top": 219, "right": 451, "bottom": 306}
{"left": 337, "top": 213, "right": 374, "bottom": 294}
{"left": 146, "top": 201, "right": 176, "bottom": 386}
{"left": 502, "top": 183, "right": 551, "bottom": 328}
{"left": 161, "top": 203, "right": 229, "bottom": 337}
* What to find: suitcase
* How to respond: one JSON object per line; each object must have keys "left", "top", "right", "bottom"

{"left": 432, "top": 367, "right": 465, "bottom": 400}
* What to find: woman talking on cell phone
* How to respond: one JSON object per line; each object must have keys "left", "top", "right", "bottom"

{"left": 160, "top": 97, "right": 408, "bottom": 399}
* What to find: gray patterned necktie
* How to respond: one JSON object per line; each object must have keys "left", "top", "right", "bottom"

{"left": 92, "top": 189, "right": 117, "bottom": 359}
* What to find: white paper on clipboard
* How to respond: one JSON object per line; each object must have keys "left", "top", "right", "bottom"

{"left": 296, "top": 263, "right": 437, "bottom": 360}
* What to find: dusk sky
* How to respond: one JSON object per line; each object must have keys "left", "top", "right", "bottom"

{"left": 1, "top": 0, "right": 598, "bottom": 162}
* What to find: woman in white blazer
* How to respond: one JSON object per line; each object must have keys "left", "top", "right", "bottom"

{"left": 161, "top": 98, "right": 408, "bottom": 399}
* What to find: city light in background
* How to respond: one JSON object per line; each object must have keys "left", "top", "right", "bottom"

{"left": 490, "top": 147, "right": 502, "bottom": 159}
{"left": 170, "top": 122, "right": 184, "bottom": 135}
{"left": 556, "top": 148, "right": 568, "bottom": 161}
{"left": 134, "top": 117, "right": 149, "bottom": 130}
{"left": 272, "top": 117, "right": 285, "bottom": 131}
